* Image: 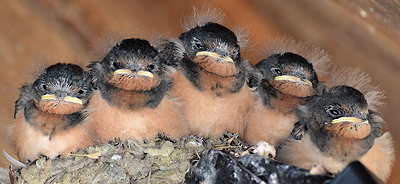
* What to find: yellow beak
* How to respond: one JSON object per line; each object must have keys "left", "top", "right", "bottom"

{"left": 113, "top": 69, "right": 133, "bottom": 75}
{"left": 137, "top": 70, "right": 154, "bottom": 78}
{"left": 274, "top": 75, "right": 313, "bottom": 87}
{"left": 41, "top": 94, "right": 56, "bottom": 100}
{"left": 63, "top": 96, "right": 83, "bottom": 105}
{"left": 196, "top": 51, "right": 234, "bottom": 63}
{"left": 331, "top": 117, "right": 369, "bottom": 124}
{"left": 41, "top": 94, "right": 83, "bottom": 105}
{"left": 114, "top": 69, "right": 153, "bottom": 78}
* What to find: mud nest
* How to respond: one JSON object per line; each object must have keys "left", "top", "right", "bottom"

{"left": 8, "top": 133, "right": 250, "bottom": 184}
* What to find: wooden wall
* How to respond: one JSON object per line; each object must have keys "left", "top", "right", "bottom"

{"left": 0, "top": 0, "right": 398, "bottom": 182}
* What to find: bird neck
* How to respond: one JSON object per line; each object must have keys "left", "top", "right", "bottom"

{"left": 259, "top": 82, "right": 304, "bottom": 113}
{"left": 272, "top": 92, "right": 304, "bottom": 113}
{"left": 100, "top": 80, "right": 168, "bottom": 110}
{"left": 181, "top": 57, "right": 245, "bottom": 97}
{"left": 23, "top": 100, "right": 84, "bottom": 138}
{"left": 309, "top": 127, "right": 374, "bottom": 161}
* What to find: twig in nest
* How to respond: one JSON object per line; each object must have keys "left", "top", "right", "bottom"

{"left": 67, "top": 152, "right": 101, "bottom": 159}
{"left": 9, "top": 165, "right": 15, "bottom": 184}
{"left": 191, "top": 147, "right": 201, "bottom": 159}
{"left": 152, "top": 175, "right": 174, "bottom": 182}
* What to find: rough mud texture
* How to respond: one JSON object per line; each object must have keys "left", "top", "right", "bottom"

{"left": 9, "top": 134, "right": 249, "bottom": 184}
{"left": 5, "top": 133, "right": 379, "bottom": 184}
{"left": 10, "top": 139, "right": 198, "bottom": 183}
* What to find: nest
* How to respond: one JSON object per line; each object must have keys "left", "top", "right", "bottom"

{"left": 8, "top": 133, "right": 250, "bottom": 184}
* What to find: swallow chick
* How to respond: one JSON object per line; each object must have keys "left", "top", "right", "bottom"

{"left": 86, "top": 38, "right": 189, "bottom": 143}
{"left": 243, "top": 52, "right": 324, "bottom": 147}
{"left": 163, "top": 20, "right": 256, "bottom": 139}
{"left": 275, "top": 85, "right": 394, "bottom": 182}
{"left": 8, "top": 63, "right": 93, "bottom": 163}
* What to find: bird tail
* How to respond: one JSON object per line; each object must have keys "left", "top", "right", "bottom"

{"left": 3, "top": 150, "right": 25, "bottom": 168}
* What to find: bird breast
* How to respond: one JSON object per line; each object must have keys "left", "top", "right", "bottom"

{"left": 324, "top": 122, "right": 371, "bottom": 139}
{"left": 269, "top": 80, "right": 315, "bottom": 97}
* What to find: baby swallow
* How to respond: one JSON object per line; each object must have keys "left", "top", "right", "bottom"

{"left": 9, "top": 63, "right": 93, "bottom": 163}
{"left": 276, "top": 85, "right": 394, "bottom": 182}
{"left": 86, "top": 38, "right": 189, "bottom": 143}
{"left": 244, "top": 52, "right": 323, "bottom": 147}
{"left": 164, "top": 22, "right": 256, "bottom": 139}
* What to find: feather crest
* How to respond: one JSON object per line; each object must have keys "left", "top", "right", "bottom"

{"left": 181, "top": 5, "right": 225, "bottom": 31}
{"left": 325, "top": 67, "right": 385, "bottom": 110}
{"left": 261, "top": 35, "right": 331, "bottom": 78}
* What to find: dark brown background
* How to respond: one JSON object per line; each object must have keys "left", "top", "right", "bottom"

{"left": 0, "top": 0, "right": 399, "bottom": 183}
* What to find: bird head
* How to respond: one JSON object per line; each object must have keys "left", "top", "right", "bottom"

{"left": 306, "top": 85, "right": 371, "bottom": 139}
{"left": 99, "top": 38, "right": 162, "bottom": 91}
{"left": 178, "top": 22, "right": 241, "bottom": 77}
{"left": 256, "top": 52, "right": 318, "bottom": 97}
{"left": 31, "top": 63, "right": 91, "bottom": 115}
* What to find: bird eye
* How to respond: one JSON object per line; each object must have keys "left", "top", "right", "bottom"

{"left": 232, "top": 49, "right": 239, "bottom": 57}
{"left": 72, "top": 87, "right": 86, "bottom": 96}
{"left": 195, "top": 42, "right": 203, "bottom": 49}
{"left": 148, "top": 64, "right": 155, "bottom": 70}
{"left": 113, "top": 62, "right": 118, "bottom": 68}
{"left": 329, "top": 110, "right": 339, "bottom": 115}
{"left": 78, "top": 89, "right": 85, "bottom": 94}
{"left": 41, "top": 84, "right": 47, "bottom": 91}
{"left": 192, "top": 38, "right": 204, "bottom": 50}
{"left": 271, "top": 68, "right": 282, "bottom": 75}
{"left": 326, "top": 106, "right": 341, "bottom": 117}
{"left": 110, "top": 61, "right": 118, "bottom": 69}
